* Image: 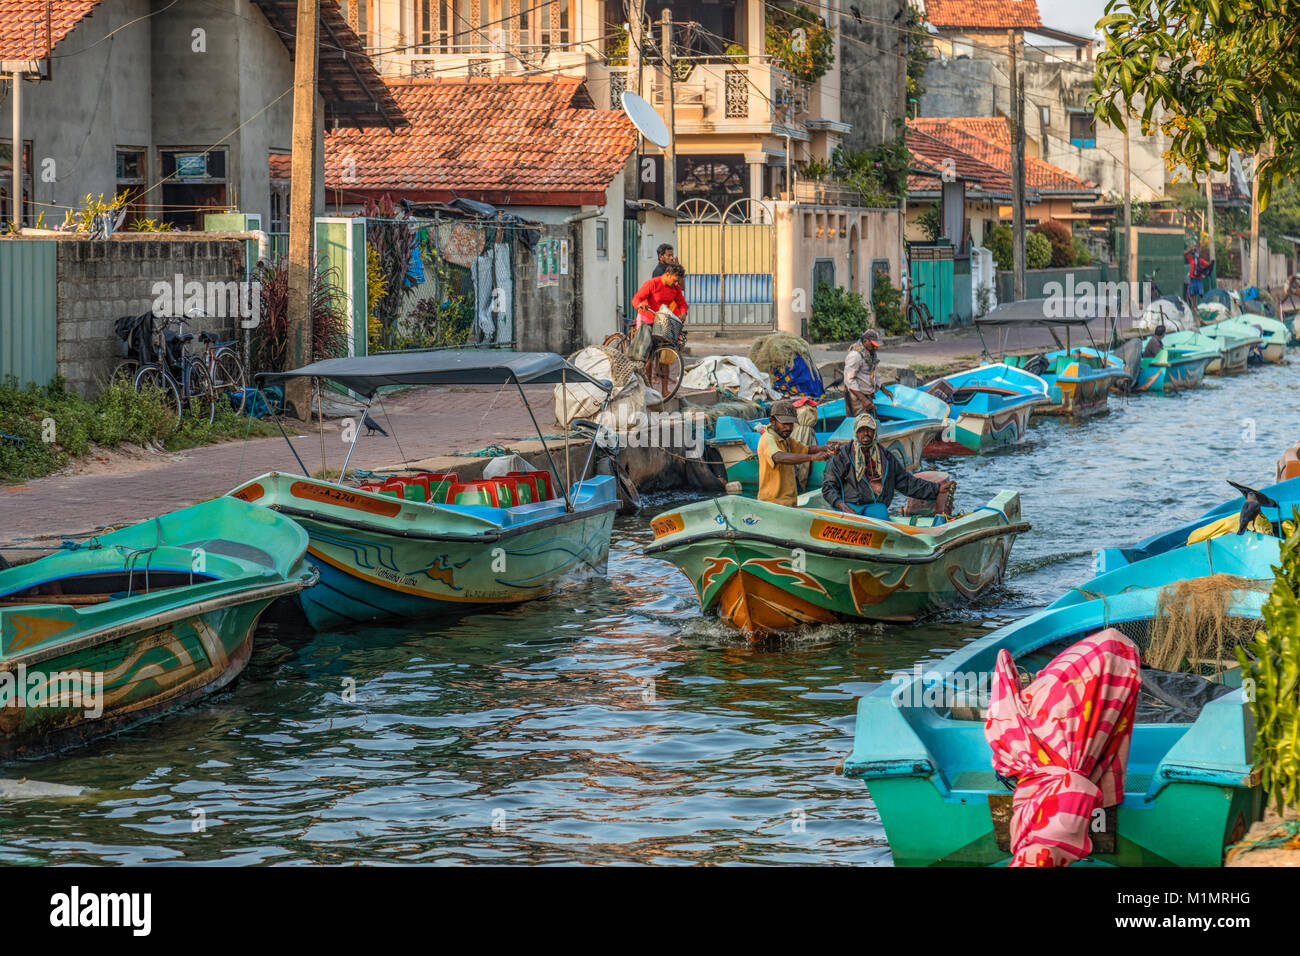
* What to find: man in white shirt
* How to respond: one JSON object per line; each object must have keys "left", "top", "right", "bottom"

{"left": 843, "top": 328, "right": 892, "bottom": 416}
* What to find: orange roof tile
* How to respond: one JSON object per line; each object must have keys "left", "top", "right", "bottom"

{"left": 0, "top": 0, "right": 102, "bottom": 60}
{"left": 907, "top": 127, "right": 1014, "bottom": 197}
{"left": 923, "top": 0, "right": 1042, "bottom": 31}
{"left": 325, "top": 77, "right": 636, "bottom": 206}
{"left": 909, "top": 116, "right": 1097, "bottom": 194}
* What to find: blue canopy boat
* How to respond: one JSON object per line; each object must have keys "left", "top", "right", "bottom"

{"left": 977, "top": 309, "right": 1129, "bottom": 416}
{"left": 806, "top": 384, "right": 952, "bottom": 434}
{"left": 842, "top": 543, "right": 1271, "bottom": 866}
{"left": 229, "top": 351, "right": 619, "bottom": 631}
{"left": 1095, "top": 476, "right": 1300, "bottom": 574}
{"left": 922, "top": 364, "right": 1049, "bottom": 454}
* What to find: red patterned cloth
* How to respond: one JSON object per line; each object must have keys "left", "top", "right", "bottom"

{"left": 984, "top": 629, "right": 1141, "bottom": 866}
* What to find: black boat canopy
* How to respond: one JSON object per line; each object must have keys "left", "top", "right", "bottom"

{"left": 259, "top": 350, "right": 611, "bottom": 397}
{"left": 974, "top": 301, "right": 1098, "bottom": 328}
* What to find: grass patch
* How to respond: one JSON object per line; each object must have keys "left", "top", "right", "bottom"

{"left": 1, "top": 376, "right": 277, "bottom": 483}
{"left": 909, "top": 363, "right": 951, "bottom": 380}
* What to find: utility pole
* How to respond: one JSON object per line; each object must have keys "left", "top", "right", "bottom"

{"left": 8, "top": 69, "right": 21, "bottom": 230}
{"left": 1008, "top": 32, "right": 1025, "bottom": 302}
{"left": 1204, "top": 155, "right": 1216, "bottom": 271}
{"left": 286, "top": 0, "right": 320, "bottom": 421}
{"left": 1248, "top": 149, "right": 1264, "bottom": 289}
{"left": 1123, "top": 120, "right": 1133, "bottom": 295}
{"left": 627, "top": 0, "right": 644, "bottom": 98}
{"left": 661, "top": 9, "right": 675, "bottom": 209}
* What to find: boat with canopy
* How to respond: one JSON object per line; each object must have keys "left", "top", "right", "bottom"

{"left": 228, "top": 351, "right": 619, "bottom": 630}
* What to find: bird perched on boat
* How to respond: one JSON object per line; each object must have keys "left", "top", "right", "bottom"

{"left": 362, "top": 414, "right": 388, "bottom": 437}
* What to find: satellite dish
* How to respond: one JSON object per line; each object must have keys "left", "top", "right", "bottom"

{"left": 621, "top": 91, "right": 670, "bottom": 148}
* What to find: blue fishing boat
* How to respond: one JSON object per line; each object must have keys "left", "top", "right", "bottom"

{"left": 228, "top": 352, "right": 619, "bottom": 631}
{"left": 842, "top": 548, "right": 1271, "bottom": 866}
{"left": 808, "top": 384, "right": 952, "bottom": 434}
{"left": 923, "top": 364, "right": 1049, "bottom": 454}
{"left": 1134, "top": 338, "right": 1216, "bottom": 392}
{"left": 977, "top": 311, "right": 1128, "bottom": 416}
{"left": 1164, "top": 329, "right": 1251, "bottom": 376}
{"left": 1095, "top": 477, "right": 1300, "bottom": 574}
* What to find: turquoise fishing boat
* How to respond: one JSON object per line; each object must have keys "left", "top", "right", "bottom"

{"left": 708, "top": 409, "right": 944, "bottom": 496}
{"left": 646, "top": 489, "right": 1027, "bottom": 634}
{"left": 808, "top": 385, "right": 952, "bottom": 434}
{"left": 1134, "top": 338, "right": 1216, "bottom": 392}
{"left": 1204, "top": 315, "right": 1288, "bottom": 363}
{"left": 1095, "top": 476, "right": 1300, "bottom": 574}
{"left": 923, "top": 364, "right": 1049, "bottom": 454}
{"left": 0, "top": 498, "right": 315, "bottom": 760}
{"left": 230, "top": 352, "right": 618, "bottom": 631}
{"left": 842, "top": 550, "right": 1270, "bottom": 866}
{"left": 1164, "top": 328, "right": 1251, "bottom": 375}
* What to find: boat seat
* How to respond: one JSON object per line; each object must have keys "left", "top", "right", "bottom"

{"left": 181, "top": 538, "right": 275, "bottom": 568}
{"left": 494, "top": 475, "right": 534, "bottom": 506}
{"left": 506, "top": 470, "right": 554, "bottom": 501}
{"left": 448, "top": 480, "right": 503, "bottom": 507}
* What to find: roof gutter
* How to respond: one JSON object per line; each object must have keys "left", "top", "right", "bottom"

{"left": 564, "top": 206, "right": 605, "bottom": 224}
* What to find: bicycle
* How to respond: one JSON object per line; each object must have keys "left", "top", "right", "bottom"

{"left": 196, "top": 328, "right": 247, "bottom": 416}
{"left": 132, "top": 315, "right": 219, "bottom": 425}
{"left": 905, "top": 280, "right": 936, "bottom": 342}
{"left": 603, "top": 310, "right": 688, "bottom": 401}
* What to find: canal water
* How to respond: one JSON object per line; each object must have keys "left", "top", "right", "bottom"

{"left": 4, "top": 361, "right": 1299, "bottom": 865}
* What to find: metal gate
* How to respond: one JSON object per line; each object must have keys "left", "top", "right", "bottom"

{"left": 623, "top": 218, "right": 640, "bottom": 329}
{"left": 675, "top": 198, "right": 774, "bottom": 333}
{"left": 0, "top": 240, "right": 57, "bottom": 387}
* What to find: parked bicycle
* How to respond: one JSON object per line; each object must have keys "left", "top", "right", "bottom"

{"left": 603, "top": 309, "right": 688, "bottom": 401}
{"left": 906, "top": 280, "right": 936, "bottom": 342}
{"left": 131, "top": 315, "right": 220, "bottom": 425}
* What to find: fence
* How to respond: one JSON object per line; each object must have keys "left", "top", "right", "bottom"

{"left": 0, "top": 241, "right": 57, "bottom": 388}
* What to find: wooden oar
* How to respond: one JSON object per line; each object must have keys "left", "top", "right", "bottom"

{"left": 0, "top": 593, "right": 113, "bottom": 605}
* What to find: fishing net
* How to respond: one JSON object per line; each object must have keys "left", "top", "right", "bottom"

{"left": 792, "top": 401, "right": 819, "bottom": 490}
{"left": 749, "top": 332, "right": 812, "bottom": 374}
{"left": 1144, "top": 574, "right": 1268, "bottom": 677}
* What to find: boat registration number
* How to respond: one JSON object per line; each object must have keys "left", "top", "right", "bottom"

{"left": 290, "top": 481, "right": 402, "bottom": 517}
{"left": 810, "top": 519, "right": 885, "bottom": 548}
{"left": 651, "top": 513, "right": 684, "bottom": 538}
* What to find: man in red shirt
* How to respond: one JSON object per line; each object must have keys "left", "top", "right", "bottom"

{"left": 632, "top": 262, "right": 688, "bottom": 324}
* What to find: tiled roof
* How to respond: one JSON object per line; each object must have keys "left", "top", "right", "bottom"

{"left": 923, "top": 0, "right": 1042, "bottom": 31}
{"left": 0, "top": 0, "right": 102, "bottom": 59}
{"left": 909, "top": 117, "right": 1097, "bottom": 194}
{"left": 906, "top": 127, "right": 1015, "bottom": 198}
{"left": 325, "top": 77, "right": 637, "bottom": 206}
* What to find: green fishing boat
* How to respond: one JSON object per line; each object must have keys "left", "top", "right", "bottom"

{"left": 0, "top": 499, "right": 315, "bottom": 761}
{"left": 645, "top": 490, "right": 1028, "bottom": 635}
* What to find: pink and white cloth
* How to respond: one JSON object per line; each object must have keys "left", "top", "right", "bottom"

{"left": 983, "top": 628, "right": 1142, "bottom": 866}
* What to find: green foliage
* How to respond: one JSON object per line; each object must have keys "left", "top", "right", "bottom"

{"left": 1025, "top": 231, "right": 1052, "bottom": 270}
{"left": 127, "top": 217, "right": 175, "bottom": 233}
{"left": 1070, "top": 237, "right": 1095, "bottom": 267}
{"left": 917, "top": 203, "right": 942, "bottom": 242}
{"left": 905, "top": 5, "right": 931, "bottom": 105}
{"left": 1033, "top": 219, "right": 1074, "bottom": 268}
{"left": 810, "top": 281, "right": 870, "bottom": 343}
{"left": 0, "top": 377, "right": 272, "bottom": 483}
{"left": 1260, "top": 178, "right": 1300, "bottom": 254}
{"left": 765, "top": 4, "right": 835, "bottom": 86}
{"left": 986, "top": 224, "right": 1014, "bottom": 271}
{"left": 800, "top": 158, "right": 832, "bottom": 182}
{"left": 724, "top": 43, "right": 748, "bottom": 63}
{"left": 1092, "top": 0, "right": 1300, "bottom": 210}
{"left": 249, "top": 259, "right": 351, "bottom": 373}
{"left": 870, "top": 272, "right": 910, "bottom": 336}
{"left": 361, "top": 196, "right": 419, "bottom": 349}
{"left": 831, "top": 138, "right": 911, "bottom": 206}
{"left": 1236, "top": 514, "right": 1300, "bottom": 815}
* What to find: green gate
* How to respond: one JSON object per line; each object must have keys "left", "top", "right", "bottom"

{"left": 908, "top": 241, "right": 956, "bottom": 326}
{"left": 624, "top": 218, "right": 640, "bottom": 330}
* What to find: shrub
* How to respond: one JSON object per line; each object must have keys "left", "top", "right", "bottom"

{"left": 1033, "top": 219, "right": 1074, "bottom": 268}
{"left": 917, "top": 203, "right": 942, "bottom": 242}
{"left": 1070, "top": 237, "right": 1094, "bottom": 267}
{"left": 986, "top": 224, "right": 1014, "bottom": 271}
{"left": 249, "top": 259, "right": 351, "bottom": 374}
{"left": 810, "top": 281, "right": 870, "bottom": 343}
{"left": 1026, "top": 231, "right": 1052, "bottom": 269}
{"left": 871, "top": 272, "right": 910, "bottom": 336}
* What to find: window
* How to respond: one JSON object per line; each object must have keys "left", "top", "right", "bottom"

{"left": 0, "top": 140, "right": 33, "bottom": 229}
{"left": 676, "top": 153, "right": 749, "bottom": 212}
{"left": 812, "top": 259, "right": 835, "bottom": 292}
{"left": 159, "top": 147, "right": 229, "bottom": 230}
{"left": 116, "top": 148, "right": 148, "bottom": 223}
{"left": 414, "top": 1, "right": 570, "bottom": 55}
{"left": 595, "top": 218, "right": 608, "bottom": 259}
{"left": 1069, "top": 112, "right": 1096, "bottom": 148}
{"left": 1040, "top": 106, "right": 1050, "bottom": 128}
{"left": 269, "top": 152, "right": 290, "bottom": 233}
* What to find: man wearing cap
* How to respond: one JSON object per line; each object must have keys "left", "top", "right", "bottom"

{"left": 1142, "top": 324, "right": 1167, "bottom": 359}
{"left": 844, "top": 328, "right": 892, "bottom": 416}
{"left": 757, "top": 400, "right": 834, "bottom": 507}
{"left": 822, "top": 414, "right": 954, "bottom": 518}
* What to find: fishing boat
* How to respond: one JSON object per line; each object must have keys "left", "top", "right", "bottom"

{"left": 708, "top": 406, "right": 944, "bottom": 496}
{"left": 1203, "top": 315, "right": 1288, "bottom": 363}
{"left": 975, "top": 310, "right": 1126, "bottom": 416}
{"left": 229, "top": 351, "right": 619, "bottom": 631}
{"left": 645, "top": 489, "right": 1028, "bottom": 634}
{"left": 807, "top": 384, "right": 952, "bottom": 434}
{"left": 1277, "top": 442, "right": 1300, "bottom": 483}
{"left": 0, "top": 498, "right": 316, "bottom": 760}
{"left": 1197, "top": 321, "right": 1265, "bottom": 369}
{"left": 842, "top": 561, "right": 1269, "bottom": 866}
{"left": 922, "top": 364, "right": 1049, "bottom": 454}
{"left": 1164, "top": 329, "right": 1251, "bottom": 375}
{"left": 1133, "top": 338, "right": 1216, "bottom": 392}
{"left": 1094, "top": 477, "right": 1300, "bottom": 574}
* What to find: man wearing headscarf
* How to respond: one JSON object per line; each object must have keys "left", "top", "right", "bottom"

{"left": 821, "top": 414, "right": 953, "bottom": 518}
{"left": 843, "top": 328, "right": 892, "bottom": 416}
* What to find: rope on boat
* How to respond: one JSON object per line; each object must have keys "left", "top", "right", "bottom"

{"left": 1225, "top": 818, "right": 1300, "bottom": 862}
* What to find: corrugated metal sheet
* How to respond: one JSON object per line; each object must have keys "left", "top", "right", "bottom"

{"left": 0, "top": 240, "right": 58, "bottom": 387}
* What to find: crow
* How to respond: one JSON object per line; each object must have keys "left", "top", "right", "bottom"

{"left": 362, "top": 414, "right": 388, "bottom": 437}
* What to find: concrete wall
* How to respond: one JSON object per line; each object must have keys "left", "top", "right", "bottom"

{"left": 56, "top": 237, "right": 246, "bottom": 397}
{"left": 838, "top": 0, "right": 908, "bottom": 149}
{"left": 512, "top": 222, "right": 584, "bottom": 356}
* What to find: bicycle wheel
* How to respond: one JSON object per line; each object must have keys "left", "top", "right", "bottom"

{"left": 108, "top": 359, "right": 139, "bottom": 387}
{"left": 645, "top": 346, "right": 684, "bottom": 401}
{"left": 212, "top": 349, "right": 246, "bottom": 416}
{"left": 184, "top": 361, "right": 218, "bottom": 424}
{"left": 907, "top": 302, "right": 926, "bottom": 342}
{"left": 603, "top": 332, "right": 629, "bottom": 354}
{"left": 921, "top": 305, "right": 936, "bottom": 341}
{"left": 133, "top": 364, "right": 182, "bottom": 426}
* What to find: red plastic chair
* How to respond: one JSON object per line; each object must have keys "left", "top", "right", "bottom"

{"left": 447, "top": 480, "right": 502, "bottom": 507}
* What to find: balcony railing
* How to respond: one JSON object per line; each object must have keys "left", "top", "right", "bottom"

{"left": 793, "top": 181, "right": 864, "bottom": 207}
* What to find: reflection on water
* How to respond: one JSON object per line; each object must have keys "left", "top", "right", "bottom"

{"left": 3, "top": 363, "right": 1299, "bottom": 865}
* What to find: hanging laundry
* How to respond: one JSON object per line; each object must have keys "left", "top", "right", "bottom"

{"left": 438, "top": 221, "right": 484, "bottom": 268}
{"left": 405, "top": 245, "right": 426, "bottom": 287}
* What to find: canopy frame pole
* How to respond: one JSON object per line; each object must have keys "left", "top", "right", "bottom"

{"left": 514, "top": 376, "right": 573, "bottom": 512}
{"left": 272, "top": 403, "right": 311, "bottom": 477}
{"left": 563, "top": 370, "right": 572, "bottom": 493}
{"left": 571, "top": 389, "right": 615, "bottom": 506}
{"left": 337, "top": 394, "right": 375, "bottom": 486}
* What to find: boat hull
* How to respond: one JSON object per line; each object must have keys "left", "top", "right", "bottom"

{"left": 925, "top": 403, "right": 1038, "bottom": 455}
{"left": 646, "top": 491, "right": 1026, "bottom": 634}
{"left": 231, "top": 473, "right": 617, "bottom": 630}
